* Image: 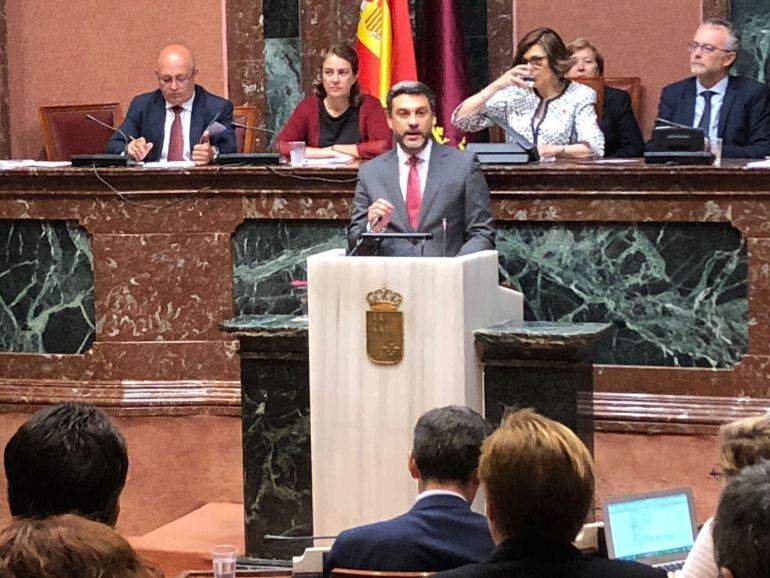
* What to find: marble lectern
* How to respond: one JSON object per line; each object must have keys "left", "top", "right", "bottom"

{"left": 307, "top": 249, "right": 523, "bottom": 541}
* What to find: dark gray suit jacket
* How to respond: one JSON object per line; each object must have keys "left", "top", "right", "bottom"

{"left": 347, "top": 143, "right": 496, "bottom": 257}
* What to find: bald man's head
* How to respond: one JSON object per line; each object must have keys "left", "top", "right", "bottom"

{"left": 155, "top": 44, "right": 198, "bottom": 105}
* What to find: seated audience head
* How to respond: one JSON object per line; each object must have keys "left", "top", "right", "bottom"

{"left": 713, "top": 460, "right": 770, "bottom": 578}
{"left": 716, "top": 414, "right": 770, "bottom": 481}
{"left": 155, "top": 44, "right": 198, "bottom": 107}
{"left": 480, "top": 408, "right": 593, "bottom": 545}
{"left": 386, "top": 81, "right": 436, "bottom": 155}
{"left": 567, "top": 37, "right": 604, "bottom": 78}
{"left": 0, "top": 514, "right": 162, "bottom": 578}
{"left": 409, "top": 405, "right": 491, "bottom": 501}
{"left": 4, "top": 403, "right": 128, "bottom": 526}
{"left": 513, "top": 28, "right": 572, "bottom": 90}
{"left": 688, "top": 19, "right": 740, "bottom": 87}
{"left": 313, "top": 44, "right": 362, "bottom": 106}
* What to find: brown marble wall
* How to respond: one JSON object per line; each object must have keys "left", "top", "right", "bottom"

{"left": 299, "top": 0, "right": 359, "bottom": 96}
{"left": 0, "top": 0, "right": 9, "bottom": 159}
{"left": 226, "top": 0, "right": 267, "bottom": 148}
{"left": 0, "top": 162, "right": 769, "bottom": 427}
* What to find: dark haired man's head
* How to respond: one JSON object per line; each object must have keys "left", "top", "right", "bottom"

{"left": 408, "top": 405, "right": 491, "bottom": 501}
{"left": 714, "top": 460, "right": 770, "bottom": 578}
{"left": 4, "top": 403, "right": 128, "bottom": 526}
{"left": 386, "top": 81, "right": 437, "bottom": 155}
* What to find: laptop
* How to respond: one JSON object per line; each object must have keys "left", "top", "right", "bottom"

{"left": 602, "top": 487, "right": 698, "bottom": 572}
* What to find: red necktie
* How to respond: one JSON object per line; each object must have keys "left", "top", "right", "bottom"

{"left": 406, "top": 156, "right": 421, "bottom": 229}
{"left": 168, "top": 105, "right": 184, "bottom": 161}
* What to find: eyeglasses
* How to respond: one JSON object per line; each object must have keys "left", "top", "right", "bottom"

{"left": 521, "top": 55, "right": 547, "bottom": 68}
{"left": 687, "top": 41, "right": 734, "bottom": 55}
{"left": 709, "top": 465, "right": 724, "bottom": 481}
{"left": 157, "top": 72, "right": 196, "bottom": 86}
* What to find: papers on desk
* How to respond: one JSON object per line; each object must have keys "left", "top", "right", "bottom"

{"left": 302, "top": 154, "right": 354, "bottom": 167}
{"left": 141, "top": 160, "right": 197, "bottom": 169}
{"left": 0, "top": 160, "right": 71, "bottom": 169}
{"left": 745, "top": 159, "right": 770, "bottom": 169}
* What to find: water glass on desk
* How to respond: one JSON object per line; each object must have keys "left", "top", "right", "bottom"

{"left": 212, "top": 544, "right": 238, "bottom": 578}
{"left": 710, "top": 137, "right": 723, "bottom": 167}
{"left": 289, "top": 141, "right": 306, "bottom": 167}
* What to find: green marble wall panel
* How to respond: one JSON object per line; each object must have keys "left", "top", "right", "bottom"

{"left": 0, "top": 220, "right": 95, "bottom": 354}
{"left": 232, "top": 221, "right": 747, "bottom": 368}
{"left": 242, "top": 357, "right": 311, "bottom": 558}
{"left": 732, "top": 0, "right": 770, "bottom": 82}
{"left": 265, "top": 37, "right": 303, "bottom": 143}
{"left": 233, "top": 220, "right": 346, "bottom": 315}
{"left": 497, "top": 223, "right": 747, "bottom": 368}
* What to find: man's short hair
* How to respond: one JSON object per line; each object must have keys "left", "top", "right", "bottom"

{"left": 480, "top": 408, "right": 594, "bottom": 543}
{"left": 412, "top": 405, "right": 491, "bottom": 484}
{"left": 702, "top": 18, "right": 742, "bottom": 52}
{"left": 386, "top": 81, "right": 436, "bottom": 114}
{"left": 714, "top": 460, "right": 770, "bottom": 578}
{"left": 4, "top": 403, "right": 128, "bottom": 525}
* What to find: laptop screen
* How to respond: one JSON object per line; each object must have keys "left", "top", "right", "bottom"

{"left": 605, "top": 490, "right": 696, "bottom": 562}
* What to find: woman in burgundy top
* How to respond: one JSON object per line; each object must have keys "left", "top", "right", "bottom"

{"left": 277, "top": 44, "right": 391, "bottom": 160}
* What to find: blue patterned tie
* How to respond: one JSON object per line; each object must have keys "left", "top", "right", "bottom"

{"left": 697, "top": 90, "right": 715, "bottom": 136}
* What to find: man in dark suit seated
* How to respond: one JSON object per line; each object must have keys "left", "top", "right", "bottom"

{"left": 713, "top": 460, "right": 770, "bottom": 578}
{"left": 435, "top": 409, "right": 666, "bottom": 578}
{"left": 347, "top": 81, "right": 495, "bottom": 257}
{"left": 4, "top": 403, "right": 128, "bottom": 526}
{"left": 323, "top": 405, "right": 495, "bottom": 576}
{"left": 105, "top": 44, "right": 235, "bottom": 164}
{"left": 655, "top": 18, "right": 770, "bottom": 158}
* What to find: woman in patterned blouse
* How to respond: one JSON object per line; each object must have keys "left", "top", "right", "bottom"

{"left": 452, "top": 27, "right": 604, "bottom": 159}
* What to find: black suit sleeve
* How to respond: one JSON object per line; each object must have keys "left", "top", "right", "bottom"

{"left": 606, "top": 91, "right": 644, "bottom": 158}
{"left": 458, "top": 156, "right": 495, "bottom": 255}
{"left": 646, "top": 86, "right": 675, "bottom": 152}
{"left": 723, "top": 84, "right": 770, "bottom": 159}
{"left": 211, "top": 99, "right": 236, "bottom": 154}
{"left": 104, "top": 96, "right": 142, "bottom": 154}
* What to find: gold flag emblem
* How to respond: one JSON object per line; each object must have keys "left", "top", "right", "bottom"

{"left": 366, "top": 287, "right": 404, "bottom": 365}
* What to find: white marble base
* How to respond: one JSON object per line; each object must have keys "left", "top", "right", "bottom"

{"left": 307, "top": 249, "right": 523, "bottom": 540}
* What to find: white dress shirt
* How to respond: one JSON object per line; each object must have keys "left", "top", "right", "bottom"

{"left": 396, "top": 139, "right": 432, "bottom": 201}
{"left": 693, "top": 76, "right": 728, "bottom": 144}
{"left": 413, "top": 488, "right": 468, "bottom": 504}
{"left": 161, "top": 94, "right": 195, "bottom": 161}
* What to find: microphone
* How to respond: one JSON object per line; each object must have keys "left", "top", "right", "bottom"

{"left": 231, "top": 121, "right": 280, "bottom": 142}
{"left": 442, "top": 218, "right": 447, "bottom": 257}
{"left": 655, "top": 117, "right": 695, "bottom": 130}
{"left": 85, "top": 114, "right": 134, "bottom": 145}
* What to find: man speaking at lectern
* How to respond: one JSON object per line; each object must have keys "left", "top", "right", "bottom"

{"left": 347, "top": 82, "right": 495, "bottom": 257}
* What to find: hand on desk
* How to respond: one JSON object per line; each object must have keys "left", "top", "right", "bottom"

{"left": 127, "top": 138, "right": 153, "bottom": 161}
{"left": 368, "top": 198, "right": 394, "bottom": 232}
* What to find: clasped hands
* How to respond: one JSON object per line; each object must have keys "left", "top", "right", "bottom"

{"left": 126, "top": 130, "right": 216, "bottom": 165}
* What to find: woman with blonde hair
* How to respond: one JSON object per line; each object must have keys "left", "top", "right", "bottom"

{"left": 680, "top": 414, "right": 770, "bottom": 578}
{"left": 0, "top": 514, "right": 163, "bottom": 578}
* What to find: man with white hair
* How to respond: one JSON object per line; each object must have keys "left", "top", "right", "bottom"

{"left": 655, "top": 19, "right": 770, "bottom": 158}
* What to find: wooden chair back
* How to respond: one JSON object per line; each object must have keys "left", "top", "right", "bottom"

{"left": 571, "top": 77, "right": 605, "bottom": 120}
{"left": 39, "top": 102, "right": 123, "bottom": 161}
{"left": 233, "top": 105, "right": 258, "bottom": 153}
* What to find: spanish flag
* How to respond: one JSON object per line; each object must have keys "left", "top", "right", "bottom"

{"left": 356, "top": 0, "right": 418, "bottom": 106}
